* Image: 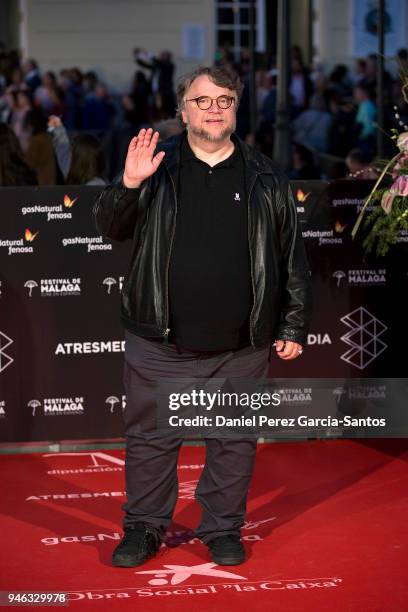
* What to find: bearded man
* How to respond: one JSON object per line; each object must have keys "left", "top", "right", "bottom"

{"left": 94, "top": 66, "right": 312, "bottom": 568}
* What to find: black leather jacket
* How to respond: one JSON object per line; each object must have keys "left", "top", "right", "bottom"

{"left": 93, "top": 132, "right": 312, "bottom": 348}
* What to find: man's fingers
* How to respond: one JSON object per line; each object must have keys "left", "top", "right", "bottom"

{"left": 277, "top": 349, "right": 296, "bottom": 360}
{"left": 283, "top": 342, "right": 295, "bottom": 356}
{"left": 278, "top": 343, "right": 293, "bottom": 358}
{"left": 129, "top": 128, "right": 158, "bottom": 153}
{"left": 128, "top": 136, "right": 138, "bottom": 151}
{"left": 152, "top": 151, "right": 165, "bottom": 169}
{"left": 127, "top": 128, "right": 163, "bottom": 179}
{"left": 275, "top": 340, "right": 303, "bottom": 360}
{"left": 275, "top": 340, "right": 285, "bottom": 353}
{"left": 143, "top": 127, "right": 154, "bottom": 147}
{"left": 279, "top": 348, "right": 297, "bottom": 360}
{"left": 148, "top": 130, "right": 160, "bottom": 150}
{"left": 136, "top": 128, "right": 146, "bottom": 148}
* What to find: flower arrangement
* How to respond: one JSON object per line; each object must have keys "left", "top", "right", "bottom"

{"left": 352, "top": 85, "right": 408, "bottom": 256}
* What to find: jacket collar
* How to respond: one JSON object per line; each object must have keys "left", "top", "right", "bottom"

{"left": 159, "top": 130, "right": 274, "bottom": 188}
{"left": 158, "top": 132, "right": 183, "bottom": 186}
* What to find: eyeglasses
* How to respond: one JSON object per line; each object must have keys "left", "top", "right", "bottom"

{"left": 185, "top": 95, "right": 236, "bottom": 110}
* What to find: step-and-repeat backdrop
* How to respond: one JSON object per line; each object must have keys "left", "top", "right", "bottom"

{"left": 0, "top": 181, "right": 406, "bottom": 442}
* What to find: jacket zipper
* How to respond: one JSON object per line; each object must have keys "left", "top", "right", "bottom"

{"left": 247, "top": 173, "right": 258, "bottom": 349}
{"left": 163, "top": 168, "right": 178, "bottom": 342}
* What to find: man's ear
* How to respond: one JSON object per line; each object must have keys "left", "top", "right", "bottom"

{"left": 181, "top": 109, "right": 187, "bottom": 125}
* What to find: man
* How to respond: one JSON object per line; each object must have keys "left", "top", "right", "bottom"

{"left": 345, "top": 148, "right": 377, "bottom": 180}
{"left": 22, "top": 59, "right": 42, "bottom": 93}
{"left": 93, "top": 66, "right": 312, "bottom": 568}
{"left": 134, "top": 48, "right": 176, "bottom": 119}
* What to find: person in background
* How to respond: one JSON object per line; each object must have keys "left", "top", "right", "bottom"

{"left": 260, "top": 69, "right": 278, "bottom": 124}
{"left": 82, "top": 82, "right": 116, "bottom": 131}
{"left": 34, "top": 71, "right": 65, "bottom": 117}
{"left": 122, "top": 70, "right": 151, "bottom": 130}
{"left": 292, "top": 90, "right": 333, "bottom": 153}
{"left": 309, "top": 60, "right": 326, "bottom": 89}
{"left": 47, "top": 114, "right": 72, "bottom": 179}
{"left": 134, "top": 48, "right": 176, "bottom": 119}
{"left": 23, "top": 107, "right": 57, "bottom": 185}
{"left": 22, "top": 58, "right": 41, "bottom": 93}
{"left": 327, "top": 90, "right": 355, "bottom": 157}
{"left": 0, "top": 83, "right": 9, "bottom": 123}
{"left": 66, "top": 133, "right": 106, "bottom": 185}
{"left": 328, "top": 64, "right": 353, "bottom": 98}
{"left": 289, "top": 143, "right": 321, "bottom": 180}
{"left": 352, "top": 59, "right": 367, "bottom": 86}
{"left": 0, "top": 123, "right": 37, "bottom": 186}
{"left": 289, "top": 57, "right": 313, "bottom": 118}
{"left": 0, "top": 49, "right": 20, "bottom": 87}
{"left": 8, "top": 66, "right": 26, "bottom": 91}
{"left": 255, "top": 70, "right": 270, "bottom": 115}
{"left": 6, "top": 88, "right": 32, "bottom": 152}
{"left": 353, "top": 83, "right": 377, "bottom": 157}
{"left": 82, "top": 70, "right": 98, "bottom": 97}
{"left": 58, "top": 68, "right": 83, "bottom": 129}
{"left": 257, "top": 70, "right": 277, "bottom": 158}
{"left": 309, "top": 65, "right": 328, "bottom": 109}
{"left": 345, "top": 148, "right": 378, "bottom": 179}
{"left": 360, "top": 53, "right": 393, "bottom": 103}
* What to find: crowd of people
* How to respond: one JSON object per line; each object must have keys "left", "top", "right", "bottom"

{"left": 0, "top": 43, "right": 407, "bottom": 186}
{"left": 250, "top": 46, "right": 408, "bottom": 179}
{"left": 0, "top": 47, "right": 177, "bottom": 186}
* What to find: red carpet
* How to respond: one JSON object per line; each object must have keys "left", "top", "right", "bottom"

{"left": 0, "top": 439, "right": 407, "bottom": 611}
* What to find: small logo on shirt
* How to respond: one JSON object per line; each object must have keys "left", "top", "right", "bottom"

{"left": 234, "top": 193, "right": 241, "bottom": 202}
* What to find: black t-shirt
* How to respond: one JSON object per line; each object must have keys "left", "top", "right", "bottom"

{"left": 168, "top": 134, "right": 252, "bottom": 351}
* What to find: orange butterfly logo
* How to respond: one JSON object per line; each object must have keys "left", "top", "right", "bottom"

{"left": 296, "top": 188, "right": 311, "bottom": 202}
{"left": 335, "top": 221, "right": 347, "bottom": 233}
{"left": 64, "top": 195, "right": 78, "bottom": 208}
{"left": 25, "top": 228, "right": 39, "bottom": 242}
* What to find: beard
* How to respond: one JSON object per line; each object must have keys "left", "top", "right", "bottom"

{"left": 188, "top": 120, "right": 235, "bottom": 143}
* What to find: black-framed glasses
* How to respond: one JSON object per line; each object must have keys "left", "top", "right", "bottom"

{"left": 185, "top": 95, "right": 236, "bottom": 110}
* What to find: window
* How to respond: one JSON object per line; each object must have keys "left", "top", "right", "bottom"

{"left": 215, "top": 0, "right": 265, "bottom": 62}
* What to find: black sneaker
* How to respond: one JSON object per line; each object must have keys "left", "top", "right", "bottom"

{"left": 112, "top": 523, "right": 162, "bottom": 567}
{"left": 207, "top": 534, "right": 246, "bottom": 565}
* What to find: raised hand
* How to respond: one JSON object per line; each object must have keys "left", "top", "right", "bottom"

{"left": 48, "top": 115, "right": 63, "bottom": 129}
{"left": 123, "top": 128, "right": 165, "bottom": 188}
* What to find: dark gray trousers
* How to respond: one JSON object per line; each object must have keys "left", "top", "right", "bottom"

{"left": 122, "top": 331, "right": 270, "bottom": 544}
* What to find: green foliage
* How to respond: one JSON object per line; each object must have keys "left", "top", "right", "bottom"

{"left": 363, "top": 195, "right": 408, "bottom": 256}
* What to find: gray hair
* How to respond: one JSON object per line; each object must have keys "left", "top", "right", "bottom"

{"left": 176, "top": 65, "right": 244, "bottom": 124}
